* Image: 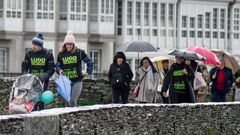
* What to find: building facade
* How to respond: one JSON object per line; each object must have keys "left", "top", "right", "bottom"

{"left": 0, "top": 0, "right": 240, "bottom": 74}
{"left": 0, "top": 0, "right": 115, "bottom": 74}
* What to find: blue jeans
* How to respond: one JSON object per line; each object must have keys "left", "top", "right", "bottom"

{"left": 212, "top": 90, "right": 227, "bottom": 102}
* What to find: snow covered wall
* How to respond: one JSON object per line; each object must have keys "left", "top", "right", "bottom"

{"left": 1, "top": 103, "right": 240, "bottom": 134}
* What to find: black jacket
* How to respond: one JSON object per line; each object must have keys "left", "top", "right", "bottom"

{"left": 56, "top": 49, "right": 93, "bottom": 82}
{"left": 162, "top": 63, "right": 194, "bottom": 93}
{"left": 210, "top": 67, "right": 233, "bottom": 93}
{"left": 21, "top": 49, "right": 55, "bottom": 81}
{"left": 108, "top": 52, "right": 133, "bottom": 87}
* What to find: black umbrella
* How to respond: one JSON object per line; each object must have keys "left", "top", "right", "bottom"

{"left": 125, "top": 41, "right": 158, "bottom": 52}
{"left": 169, "top": 49, "right": 205, "bottom": 61}
{"left": 125, "top": 41, "right": 158, "bottom": 65}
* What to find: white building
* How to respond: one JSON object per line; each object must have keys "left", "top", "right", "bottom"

{"left": 0, "top": 0, "right": 115, "bottom": 74}
{"left": 0, "top": 0, "right": 240, "bottom": 74}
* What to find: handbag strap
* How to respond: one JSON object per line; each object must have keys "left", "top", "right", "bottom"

{"left": 138, "top": 72, "right": 147, "bottom": 84}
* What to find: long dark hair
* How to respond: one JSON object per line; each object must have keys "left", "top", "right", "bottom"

{"left": 140, "top": 57, "right": 157, "bottom": 73}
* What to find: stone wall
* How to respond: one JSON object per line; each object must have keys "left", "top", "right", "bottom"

{"left": 1, "top": 103, "right": 240, "bottom": 134}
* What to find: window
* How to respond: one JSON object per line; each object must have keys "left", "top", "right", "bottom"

{"left": 110, "top": 0, "right": 113, "bottom": 14}
{"left": 182, "top": 16, "right": 187, "bottom": 28}
{"left": 213, "top": 8, "right": 218, "bottom": 29}
{"left": 0, "top": 48, "right": 8, "bottom": 72}
{"left": 0, "top": 0, "right": 3, "bottom": 17}
{"left": 106, "top": 0, "right": 110, "bottom": 14}
{"left": 190, "top": 17, "right": 195, "bottom": 28}
{"left": 37, "top": 0, "right": 54, "bottom": 20}
{"left": 234, "top": 8, "right": 239, "bottom": 31}
{"left": 126, "top": 59, "right": 132, "bottom": 67}
{"left": 117, "top": 0, "right": 122, "bottom": 26}
{"left": 127, "top": 1, "right": 132, "bottom": 25}
{"left": 190, "top": 31, "right": 195, "bottom": 38}
{"left": 213, "top": 32, "right": 218, "bottom": 38}
{"left": 152, "top": 29, "right": 157, "bottom": 36}
{"left": 70, "top": 0, "right": 87, "bottom": 21}
{"left": 144, "top": 29, "right": 150, "bottom": 36}
{"left": 135, "top": 59, "right": 140, "bottom": 69}
{"left": 127, "top": 28, "right": 133, "bottom": 35}
{"left": 152, "top": 3, "right": 157, "bottom": 26}
{"left": 59, "top": 0, "right": 68, "bottom": 20}
{"left": 160, "top": 3, "right": 166, "bottom": 27}
{"left": 144, "top": 3, "right": 149, "bottom": 26}
{"left": 136, "top": 28, "right": 141, "bottom": 36}
{"left": 234, "top": 33, "right": 239, "bottom": 39}
{"left": 136, "top": 2, "right": 141, "bottom": 26}
{"left": 26, "top": 0, "right": 34, "bottom": 19}
{"left": 168, "top": 4, "right": 174, "bottom": 27}
{"left": 205, "top": 12, "right": 210, "bottom": 29}
{"left": 220, "top": 32, "right": 225, "bottom": 39}
{"left": 169, "top": 30, "right": 174, "bottom": 37}
{"left": 117, "top": 28, "right": 122, "bottom": 35}
{"left": 220, "top": 9, "right": 225, "bottom": 29}
{"left": 197, "top": 15, "right": 203, "bottom": 29}
{"left": 197, "top": 31, "right": 203, "bottom": 38}
{"left": 90, "top": 50, "right": 101, "bottom": 73}
{"left": 101, "top": 0, "right": 104, "bottom": 13}
{"left": 182, "top": 31, "right": 187, "bottom": 37}
{"left": 90, "top": 0, "right": 98, "bottom": 22}
{"left": 205, "top": 31, "right": 210, "bottom": 38}
{"left": 160, "top": 30, "right": 166, "bottom": 37}
{"left": 6, "top": 0, "right": 21, "bottom": 18}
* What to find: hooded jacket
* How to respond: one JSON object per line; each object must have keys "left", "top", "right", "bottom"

{"left": 108, "top": 52, "right": 133, "bottom": 87}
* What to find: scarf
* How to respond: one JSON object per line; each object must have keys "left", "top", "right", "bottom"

{"left": 143, "top": 66, "right": 155, "bottom": 90}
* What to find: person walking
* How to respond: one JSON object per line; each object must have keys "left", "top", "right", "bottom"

{"left": 135, "top": 57, "right": 159, "bottom": 103}
{"left": 21, "top": 33, "right": 55, "bottom": 110}
{"left": 159, "top": 60, "right": 170, "bottom": 103}
{"left": 56, "top": 31, "right": 93, "bottom": 107}
{"left": 162, "top": 56, "right": 195, "bottom": 103}
{"left": 108, "top": 52, "right": 133, "bottom": 104}
{"left": 210, "top": 60, "right": 233, "bottom": 102}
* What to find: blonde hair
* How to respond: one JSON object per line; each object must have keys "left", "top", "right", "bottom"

{"left": 60, "top": 43, "right": 77, "bottom": 53}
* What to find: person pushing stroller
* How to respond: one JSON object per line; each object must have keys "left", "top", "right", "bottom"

{"left": 21, "top": 34, "right": 55, "bottom": 110}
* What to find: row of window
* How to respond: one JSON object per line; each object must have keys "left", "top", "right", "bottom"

{"left": 182, "top": 9, "right": 226, "bottom": 30}
{"left": 182, "top": 31, "right": 226, "bottom": 38}
{"left": 118, "top": 27, "right": 240, "bottom": 39}
{"left": 124, "top": 2, "right": 174, "bottom": 27}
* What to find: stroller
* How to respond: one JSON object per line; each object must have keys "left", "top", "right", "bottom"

{"left": 9, "top": 74, "right": 44, "bottom": 114}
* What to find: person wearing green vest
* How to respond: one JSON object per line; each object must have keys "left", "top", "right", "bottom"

{"left": 56, "top": 31, "right": 93, "bottom": 107}
{"left": 21, "top": 33, "right": 55, "bottom": 110}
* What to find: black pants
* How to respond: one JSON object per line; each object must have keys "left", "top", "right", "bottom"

{"left": 160, "top": 92, "right": 169, "bottom": 104}
{"left": 169, "top": 91, "right": 191, "bottom": 103}
{"left": 112, "top": 86, "right": 129, "bottom": 104}
{"left": 38, "top": 80, "right": 50, "bottom": 110}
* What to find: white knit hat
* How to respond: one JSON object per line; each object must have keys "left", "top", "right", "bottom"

{"left": 64, "top": 30, "right": 75, "bottom": 45}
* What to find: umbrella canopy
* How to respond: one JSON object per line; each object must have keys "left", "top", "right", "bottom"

{"left": 55, "top": 76, "right": 71, "bottom": 102}
{"left": 187, "top": 46, "right": 220, "bottom": 65}
{"left": 150, "top": 56, "right": 175, "bottom": 69}
{"left": 169, "top": 49, "right": 206, "bottom": 61}
{"left": 211, "top": 49, "right": 239, "bottom": 73}
{"left": 125, "top": 41, "right": 158, "bottom": 52}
